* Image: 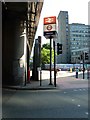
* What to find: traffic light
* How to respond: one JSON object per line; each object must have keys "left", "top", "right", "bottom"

{"left": 57, "top": 43, "right": 62, "bottom": 55}
{"left": 80, "top": 54, "right": 83, "bottom": 60}
{"left": 78, "top": 57, "right": 80, "bottom": 60}
{"left": 85, "top": 52, "right": 89, "bottom": 60}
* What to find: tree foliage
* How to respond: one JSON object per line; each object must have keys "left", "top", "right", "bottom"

{"left": 41, "top": 43, "right": 54, "bottom": 64}
{"left": 42, "top": 43, "right": 50, "bottom": 49}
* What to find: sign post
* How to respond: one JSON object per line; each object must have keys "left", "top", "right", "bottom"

{"left": 49, "top": 36, "right": 53, "bottom": 85}
{"left": 43, "top": 16, "right": 57, "bottom": 85}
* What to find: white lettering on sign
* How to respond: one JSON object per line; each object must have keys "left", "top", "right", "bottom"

{"left": 46, "top": 18, "right": 54, "bottom": 23}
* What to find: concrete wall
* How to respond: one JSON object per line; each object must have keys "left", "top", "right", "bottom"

{"left": 2, "top": 16, "right": 27, "bottom": 85}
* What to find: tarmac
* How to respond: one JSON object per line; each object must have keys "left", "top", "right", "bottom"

{"left": 3, "top": 70, "right": 89, "bottom": 90}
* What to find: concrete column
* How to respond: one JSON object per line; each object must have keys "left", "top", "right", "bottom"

{"left": 13, "top": 21, "right": 27, "bottom": 86}
{"left": 3, "top": 18, "right": 27, "bottom": 86}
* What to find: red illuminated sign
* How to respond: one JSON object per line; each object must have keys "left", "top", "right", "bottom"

{"left": 44, "top": 16, "right": 56, "bottom": 25}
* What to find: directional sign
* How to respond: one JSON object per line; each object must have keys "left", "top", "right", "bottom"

{"left": 44, "top": 31, "right": 56, "bottom": 35}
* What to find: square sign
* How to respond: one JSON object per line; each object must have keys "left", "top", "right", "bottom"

{"left": 43, "top": 16, "right": 57, "bottom": 39}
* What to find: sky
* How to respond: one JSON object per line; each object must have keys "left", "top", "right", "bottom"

{"left": 35, "top": 0, "right": 89, "bottom": 45}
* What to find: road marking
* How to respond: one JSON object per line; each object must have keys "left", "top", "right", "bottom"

{"left": 83, "top": 89, "right": 86, "bottom": 91}
{"left": 85, "top": 112, "right": 88, "bottom": 115}
{"left": 64, "top": 92, "right": 67, "bottom": 94}
{"left": 77, "top": 104, "right": 81, "bottom": 107}
{"left": 72, "top": 99, "right": 75, "bottom": 101}
{"left": 74, "top": 89, "right": 78, "bottom": 91}
{"left": 79, "top": 89, "right": 82, "bottom": 91}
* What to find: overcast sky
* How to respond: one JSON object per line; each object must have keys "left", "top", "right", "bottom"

{"left": 34, "top": 0, "right": 89, "bottom": 45}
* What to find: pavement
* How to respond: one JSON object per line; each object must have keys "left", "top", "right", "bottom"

{"left": 3, "top": 70, "right": 89, "bottom": 90}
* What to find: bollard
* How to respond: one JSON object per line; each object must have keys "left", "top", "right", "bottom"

{"left": 40, "top": 70, "right": 42, "bottom": 86}
{"left": 27, "top": 68, "right": 30, "bottom": 83}
{"left": 87, "top": 69, "right": 90, "bottom": 79}
{"left": 76, "top": 68, "right": 78, "bottom": 78}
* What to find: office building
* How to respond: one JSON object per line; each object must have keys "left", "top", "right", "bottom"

{"left": 57, "top": 11, "right": 90, "bottom": 64}
{"left": 57, "top": 11, "right": 70, "bottom": 63}
{"left": 69, "top": 23, "right": 90, "bottom": 63}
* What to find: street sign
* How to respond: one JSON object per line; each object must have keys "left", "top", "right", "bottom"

{"left": 44, "top": 24, "right": 56, "bottom": 32}
{"left": 44, "top": 16, "right": 56, "bottom": 25}
{"left": 44, "top": 31, "right": 57, "bottom": 39}
{"left": 43, "top": 16, "right": 57, "bottom": 39}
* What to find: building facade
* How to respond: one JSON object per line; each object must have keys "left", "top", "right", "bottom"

{"left": 57, "top": 11, "right": 70, "bottom": 64}
{"left": 57, "top": 11, "right": 90, "bottom": 64}
{"left": 69, "top": 23, "right": 90, "bottom": 63}
{"left": 2, "top": 2, "right": 43, "bottom": 86}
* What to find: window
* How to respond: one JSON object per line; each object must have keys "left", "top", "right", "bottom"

{"left": 66, "top": 19, "right": 68, "bottom": 24}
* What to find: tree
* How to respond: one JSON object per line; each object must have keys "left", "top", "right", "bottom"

{"left": 41, "top": 43, "right": 54, "bottom": 64}
{"left": 42, "top": 43, "right": 50, "bottom": 49}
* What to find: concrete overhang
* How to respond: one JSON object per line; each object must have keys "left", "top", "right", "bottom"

{"left": 3, "top": 2, "right": 43, "bottom": 54}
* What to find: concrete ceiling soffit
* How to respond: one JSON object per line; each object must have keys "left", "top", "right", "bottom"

{"left": 27, "top": 2, "right": 43, "bottom": 51}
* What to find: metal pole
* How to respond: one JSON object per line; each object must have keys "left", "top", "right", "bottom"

{"left": 53, "top": 40, "right": 56, "bottom": 87}
{"left": 24, "top": 69, "right": 27, "bottom": 86}
{"left": 38, "top": 36, "right": 42, "bottom": 86}
{"left": 49, "top": 36, "right": 53, "bottom": 85}
{"left": 40, "top": 70, "right": 42, "bottom": 86}
{"left": 83, "top": 52, "right": 85, "bottom": 79}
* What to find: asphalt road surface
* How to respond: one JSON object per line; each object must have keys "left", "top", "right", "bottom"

{"left": 2, "top": 82, "right": 89, "bottom": 119}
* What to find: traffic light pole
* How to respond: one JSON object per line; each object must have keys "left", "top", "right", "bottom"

{"left": 83, "top": 52, "right": 85, "bottom": 79}
{"left": 49, "top": 36, "right": 53, "bottom": 85}
{"left": 53, "top": 40, "right": 56, "bottom": 87}
{"left": 38, "top": 36, "right": 42, "bottom": 86}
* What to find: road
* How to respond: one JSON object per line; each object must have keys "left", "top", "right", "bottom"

{"left": 2, "top": 77, "right": 89, "bottom": 119}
